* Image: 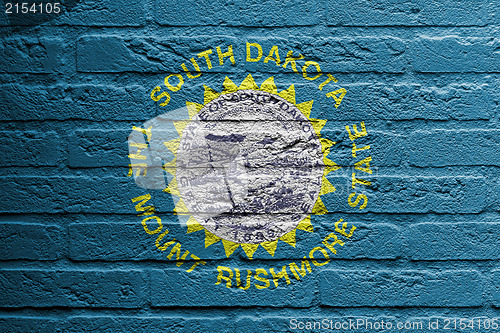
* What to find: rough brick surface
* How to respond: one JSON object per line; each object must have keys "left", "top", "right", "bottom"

{"left": 69, "top": 222, "right": 173, "bottom": 260}
{"left": 0, "top": 37, "right": 66, "bottom": 73}
{"left": 410, "top": 37, "right": 500, "bottom": 73}
{"left": 56, "top": 0, "right": 145, "bottom": 26}
{"left": 0, "top": 223, "right": 65, "bottom": 260}
{"left": 0, "top": 176, "right": 159, "bottom": 214}
{"left": 0, "top": 131, "right": 64, "bottom": 166}
{"left": 0, "top": 317, "right": 60, "bottom": 333}
{"left": 409, "top": 130, "right": 500, "bottom": 167}
{"left": 406, "top": 223, "right": 500, "bottom": 260}
{"left": 327, "top": 0, "right": 492, "bottom": 26}
{"left": 76, "top": 36, "right": 239, "bottom": 73}
{"left": 69, "top": 129, "right": 129, "bottom": 167}
{"left": 66, "top": 316, "right": 231, "bottom": 333}
{"left": 0, "top": 84, "right": 153, "bottom": 121}
{"left": 319, "top": 270, "right": 485, "bottom": 307}
{"left": 493, "top": 270, "right": 500, "bottom": 308}
{"left": 154, "top": 0, "right": 320, "bottom": 27}
{"left": 0, "top": 270, "right": 147, "bottom": 308}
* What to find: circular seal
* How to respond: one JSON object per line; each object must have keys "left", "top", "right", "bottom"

{"left": 176, "top": 89, "right": 324, "bottom": 244}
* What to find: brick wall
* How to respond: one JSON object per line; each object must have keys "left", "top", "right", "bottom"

{"left": 0, "top": 0, "right": 499, "bottom": 332}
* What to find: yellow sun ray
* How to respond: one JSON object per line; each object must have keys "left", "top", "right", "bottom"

{"left": 312, "top": 197, "right": 328, "bottom": 215}
{"left": 238, "top": 74, "right": 259, "bottom": 90}
{"left": 164, "top": 167, "right": 176, "bottom": 176}
{"left": 241, "top": 243, "right": 259, "bottom": 259}
{"left": 163, "top": 158, "right": 177, "bottom": 176}
{"left": 173, "top": 120, "right": 190, "bottom": 136}
{"left": 319, "top": 176, "right": 336, "bottom": 195}
{"left": 203, "top": 85, "right": 221, "bottom": 104}
{"left": 186, "top": 101, "right": 203, "bottom": 118}
{"left": 296, "top": 215, "right": 314, "bottom": 232}
{"left": 163, "top": 157, "right": 176, "bottom": 169}
{"left": 205, "top": 229, "right": 221, "bottom": 248}
{"left": 278, "top": 84, "right": 296, "bottom": 104}
{"left": 163, "top": 157, "right": 177, "bottom": 168}
{"left": 163, "top": 178, "right": 180, "bottom": 196}
{"left": 173, "top": 198, "right": 189, "bottom": 215}
{"left": 324, "top": 158, "right": 341, "bottom": 176}
{"left": 164, "top": 137, "right": 180, "bottom": 154}
{"left": 178, "top": 76, "right": 343, "bottom": 259}
{"left": 324, "top": 157, "right": 339, "bottom": 167}
{"left": 261, "top": 240, "right": 279, "bottom": 256}
{"left": 186, "top": 216, "right": 204, "bottom": 233}
{"left": 221, "top": 76, "right": 239, "bottom": 94}
{"left": 296, "top": 100, "right": 313, "bottom": 119}
{"left": 320, "top": 138, "right": 335, "bottom": 154}
{"left": 260, "top": 77, "right": 278, "bottom": 94}
{"left": 222, "top": 239, "right": 240, "bottom": 257}
{"left": 279, "top": 229, "right": 296, "bottom": 248}
{"left": 310, "top": 119, "right": 327, "bottom": 137}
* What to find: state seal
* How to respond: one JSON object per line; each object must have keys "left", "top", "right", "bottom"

{"left": 162, "top": 75, "right": 339, "bottom": 258}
